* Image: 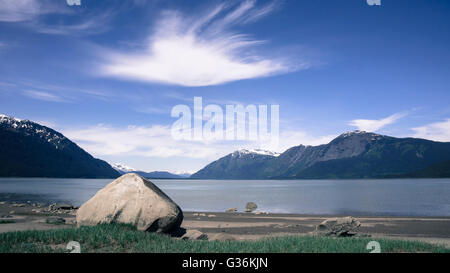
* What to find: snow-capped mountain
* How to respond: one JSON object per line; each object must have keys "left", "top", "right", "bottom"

{"left": 0, "top": 114, "right": 119, "bottom": 178}
{"left": 235, "top": 149, "right": 281, "bottom": 157}
{"left": 111, "top": 162, "right": 189, "bottom": 179}
{"left": 112, "top": 163, "right": 137, "bottom": 174}
{"left": 192, "top": 131, "right": 450, "bottom": 179}
{"left": 191, "top": 148, "right": 280, "bottom": 179}
{"left": 0, "top": 114, "right": 66, "bottom": 150}
{"left": 337, "top": 130, "right": 383, "bottom": 140}
{"left": 172, "top": 172, "right": 192, "bottom": 178}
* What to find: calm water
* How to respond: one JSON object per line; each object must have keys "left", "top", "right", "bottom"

{"left": 0, "top": 178, "right": 449, "bottom": 216}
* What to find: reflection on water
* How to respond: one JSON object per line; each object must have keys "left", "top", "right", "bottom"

{"left": 0, "top": 178, "right": 449, "bottom": 216}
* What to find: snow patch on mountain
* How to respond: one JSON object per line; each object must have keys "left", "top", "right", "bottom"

{"left": 0, "top": 114, "right": 21, "bottom": 122}
{"left": 0, "top": 114, "right": 66, "bottom": 149}
{"left": 111, "top": 163, "right": 136, "bottom": 173}
{"left": 235, "top": 148, "right": 281, "bottom": 157}
{"left": 338, "top": 130, "right": 383, "bottom": 139}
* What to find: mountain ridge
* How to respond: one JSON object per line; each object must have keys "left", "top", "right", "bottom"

{"left": 0, "top": 114, "right": 119, "bottom": 178}
{"left": 192, "top": 131, "right": 450, "bottom": 179}
{"left": 190, "top": 148, "right": 278, "bottom": 179}
{"left": 112, "top": 163, "right": 189, "bottom": 179}
{"left": 2, "top": 113, "right": 449, "bottom": 180}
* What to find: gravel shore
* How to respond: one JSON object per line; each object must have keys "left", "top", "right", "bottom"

{"left": 1, "top": 201, "right": 449, "bottom": 247}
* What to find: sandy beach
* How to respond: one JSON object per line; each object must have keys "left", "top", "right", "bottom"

{"left": 1, "top": 201, "right": 449, "bottom": 248}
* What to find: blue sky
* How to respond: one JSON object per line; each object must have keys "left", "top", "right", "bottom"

{"left": 1, "top": 0, "right": 450, "bottom": 173}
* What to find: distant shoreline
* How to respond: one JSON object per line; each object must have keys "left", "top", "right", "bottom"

{"left": 2, "top": 176, "right": 450, "bottom": 180}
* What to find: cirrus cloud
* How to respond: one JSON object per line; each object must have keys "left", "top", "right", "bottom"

{"left": 0, "top": 0, "right": 113, "bottom": 36}
{"left": 23, "top": 90, "right": 68, "bottom": 102}
{"left": 61, "top": 123, "right": 334, "bottom": 162}
{"left": 349, "top": 112, "right": 407, "bottom": 132}
{"left": 412, "top": 119, "right": 450, "bottom": 142}
{"left": 99, "top": 0, "right": 304, "bottom": 87}
{"left": 63, "top": 124, "right": 251, "bottom": 160}
{"left": 0, "top": 0, "right": 44, "bottom": 22}
{"left": 0, "top": 0, "right": 69, "bottom": 22}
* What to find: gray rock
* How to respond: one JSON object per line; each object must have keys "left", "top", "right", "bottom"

{"left": 245, "top": 202, "right": 257, "bottom": 212}
{"left": 48, "top": 203, "right": 57, "bottom": 211}
{"left": 181, "top": 230, "right": 208, "bottom": 241}
{"left": 46, "top": 217, "right": 66, "bottom": 225}
{"left": 55, "top": 204, "right": 74, "bottom": 210}
{"left": 76, "top": 173, "right": 183, "bottom": 233}
{"left": 315, "top": 216, "right": 361, "bottom": 237}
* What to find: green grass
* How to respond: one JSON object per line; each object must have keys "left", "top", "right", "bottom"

{"left": 0, "top": 223, "right": 448, "bottom": 253}
{"left": 0, "top": 220, "right": 15, "bottom": 224}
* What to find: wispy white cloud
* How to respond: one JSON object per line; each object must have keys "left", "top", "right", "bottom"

{"left": 0, "top": 0, "right": 47, "bottom": 22}
{"left": 14, "top": 79, "right": 115, "bottom": 101}
{"left": 349, "top": 112, "right": 407, "bottom": 132}
{"left": 62, "top": 123, "right": 334, "bottom": 162}
{"left": 100, "top": 0, "right": 303, "bottom": 87}
{"left": 63, "top": 124, "right": 233, "bottom": 160}
{"left": 33, "top": 10, "right": 114, "bottom": 36}
{"left": 23, "top": 90, "right": 67, "bottom": 102}
{"left": 412, "top": 119, "right": 450, "bottom": 142}
{"left": 0, "top": 0, "right": 112, "bottom": 36}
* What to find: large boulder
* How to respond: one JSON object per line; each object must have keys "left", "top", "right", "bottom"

{"left": 76, "top": 173, "right": 183, "bottom": 233}
{"left": 315, "top": 216, "right": 361, "bottom": 237}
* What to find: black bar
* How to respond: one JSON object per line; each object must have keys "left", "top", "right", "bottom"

{"left": 2, "top": 253, "right": 447, "bottom": 272}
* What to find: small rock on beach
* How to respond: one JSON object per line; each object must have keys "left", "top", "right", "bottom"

{"left": 245, "top": 202, "right": 258, "bottom": 213}
{"left": 46, "top": 217, "right": 66, "bottom": 225}
{"left": 181, "top": 229, "right": 208, "bottom": 241}
{"left": 315, "top": 216, "right": 361, "bottom": 237}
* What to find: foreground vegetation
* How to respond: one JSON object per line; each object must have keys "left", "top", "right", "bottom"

{"left": 0, "top": 224, "right": 448, "bottom": 253}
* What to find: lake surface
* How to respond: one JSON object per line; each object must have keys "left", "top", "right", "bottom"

{"left": 0, "top": 178, "right": 449, "bottom": 216}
